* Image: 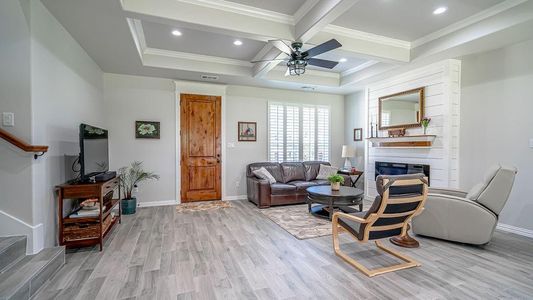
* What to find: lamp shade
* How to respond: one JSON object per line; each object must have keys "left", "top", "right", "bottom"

{"left": 341, "top": 145, "right": 356, "bottom": 158}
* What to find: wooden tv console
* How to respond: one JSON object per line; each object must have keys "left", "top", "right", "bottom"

{"left": 56, "top": 177, "right": 122, "bottom": 251}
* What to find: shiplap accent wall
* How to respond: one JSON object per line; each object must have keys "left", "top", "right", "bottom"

{"left": 365, "top": 60, "right": 461, "bottom": 198}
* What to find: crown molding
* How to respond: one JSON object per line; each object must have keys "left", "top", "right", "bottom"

{"left": 412, "top": 0, "right": 528, "bottom": 48}
{"left": 175, "top": 0, "right": 295, "bottom": 25}
{"left": 323, "top": 25, "right": 411, "bottom": 49}
{"left": 341, "top": 60, "right": 379, "bottom": 77}
{"left": 144, "top": 48, "right": 252, "bottom": 67}
{"left": 126, "top": 18, "right": 147, "bottom": 59}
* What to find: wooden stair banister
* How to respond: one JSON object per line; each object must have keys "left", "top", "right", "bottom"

{"left": 0, "top": 128, "right": 48, "bottom": 158}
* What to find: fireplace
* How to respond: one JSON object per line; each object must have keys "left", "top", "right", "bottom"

{"left": 375, "top": 161, "right": 430, "bottom": 185}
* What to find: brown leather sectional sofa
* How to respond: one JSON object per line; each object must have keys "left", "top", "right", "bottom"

{"left": 246, "top": 161, "right": 349, "bottom": 208}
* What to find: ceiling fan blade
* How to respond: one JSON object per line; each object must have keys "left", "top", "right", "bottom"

{"left": 250, "top": 58, "right": 287, "bottom": 63}
{"left": 270, "top": 40, "right": 293, "bottom": 55}
{"left": 285, "top": 67, "right": 290, "bottom": 76}
{"left": 303, "top": 39, "right": 342, "bottom": 58}
{"left": 307, "top": 58, "right": 338, "bottom": 69}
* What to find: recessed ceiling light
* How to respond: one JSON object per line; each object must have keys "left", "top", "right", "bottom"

{"left": 339, "top": 58, "right": 347, "bottom": 63}
{"left": 171, "top": 30, "right": 182, "bottom": 36}
{"left": 233, "top": 40, "right": 243, "bottom": 46}
{"left": 433, "top": 7, "right": 447, "bottom": 15}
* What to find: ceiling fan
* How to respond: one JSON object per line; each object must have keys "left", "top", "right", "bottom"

{"left": 252, "top": 39, "right": 342, "bottom": 76}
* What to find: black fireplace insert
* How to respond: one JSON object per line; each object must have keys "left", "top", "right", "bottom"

{"left": 375, "top": 161, "right": 430, "bottom": 186}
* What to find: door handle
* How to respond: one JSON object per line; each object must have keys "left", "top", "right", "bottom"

{"left": 217, "top": 159, "right": 220, "bottom": 163}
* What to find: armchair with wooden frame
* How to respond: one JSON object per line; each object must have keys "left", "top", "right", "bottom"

{"left": 332, "top": 174, "right": 428, "bottom": 277}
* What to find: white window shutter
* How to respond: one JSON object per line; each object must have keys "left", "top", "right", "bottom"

{"left": 268, "top": 104, "right": 284, "bottom": 162}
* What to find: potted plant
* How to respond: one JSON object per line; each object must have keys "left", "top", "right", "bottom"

{"left": 421, "top": 117, "right": 431, "bottom": 135}
{"left": 118, "top": 161, "right": 159, "bottom": 215}
{"left": 328, "top": 174, "right": 345, "bottom": 191}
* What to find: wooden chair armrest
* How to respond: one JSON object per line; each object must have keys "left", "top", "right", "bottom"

{"left": 332, "top": 212, "right": 369, "bottom": 224}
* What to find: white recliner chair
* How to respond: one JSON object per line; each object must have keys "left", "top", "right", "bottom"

{"left": 412, "top": 164, "right": 517, "bottom": 245}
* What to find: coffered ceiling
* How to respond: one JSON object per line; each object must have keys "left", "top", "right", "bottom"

{"left": 333, "top": 0, "right": 506, "bottom": 41}
{"left": 42, "top": 0, "right": 533, "bottom": 94}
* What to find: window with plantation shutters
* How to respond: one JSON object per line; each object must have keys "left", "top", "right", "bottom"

{"left": 268, "top": 102, "right": 329, "bottom": 162}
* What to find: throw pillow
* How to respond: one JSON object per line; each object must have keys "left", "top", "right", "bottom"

{"left": 316, "top": 164, "right": 338, "bottom": 180}
{"left": 253, "top": 167, "right": 276, "bottom": 184}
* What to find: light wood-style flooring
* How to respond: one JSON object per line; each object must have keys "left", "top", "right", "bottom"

{"left": 34, "top": 200, "right": 533, "bottom": 300}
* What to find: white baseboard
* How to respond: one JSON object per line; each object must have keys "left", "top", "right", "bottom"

{"left": 223, "top": 195, "right": 247, "bottom": 201}
{"left": 0, "top": 210, "right": 43, "bottom": 254}
{"left": 137, "top": 200, "right": 179, "bottom": 207}
{"left": 496, "top": 223, "right": 533, "bottom": 239}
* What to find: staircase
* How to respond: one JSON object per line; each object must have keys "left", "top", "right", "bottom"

{"left": 0, "top": 236, "right": 64, "bottom": 300}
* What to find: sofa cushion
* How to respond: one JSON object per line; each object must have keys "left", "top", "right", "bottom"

{"left": 312, "top": 179, "right": 329, "bottom": 186}
{"left": 247, "top": 162, "right": 283, "bottom": 183}
{"left": 303, "top": 161, "right": 331, "bottom": 181}
{"left": 316, "top": 164, "right": 338, "bottom": 180}
{"left": 280, "top": 162, "right": 306, "bottom": 183}
{"left": 288, "top": 180, "right": 317, "bottom": 191}
{"left": 270, "top": 183, "right": 297, "bottom": 195}
{"left": 252, "top": 167, "right": 277, "bottom": 184}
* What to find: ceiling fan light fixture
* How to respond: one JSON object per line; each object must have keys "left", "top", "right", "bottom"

{"left": 287, "top": 59, "right": 307, "bottom": 76}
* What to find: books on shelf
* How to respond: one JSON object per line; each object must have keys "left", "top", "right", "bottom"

{"left": 69, "top": 208, "right": 101, "bottom": 218}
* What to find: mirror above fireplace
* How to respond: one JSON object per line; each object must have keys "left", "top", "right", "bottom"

{"left": 379, "top": 87, "right": 424, "bottom": 130}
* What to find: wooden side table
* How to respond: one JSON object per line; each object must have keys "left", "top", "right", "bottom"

{"left": 56, "top": 177, "right": 122, "bottom": 251}
{"left": 338, "top": 169, "right": 364, "bottom": 188}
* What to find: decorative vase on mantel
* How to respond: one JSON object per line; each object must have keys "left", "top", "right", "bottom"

{"left": 421, "top": 117, "right": 431, "bottom": 135}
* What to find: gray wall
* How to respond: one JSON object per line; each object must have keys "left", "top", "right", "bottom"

{"left": 30, "top": 0, "right": 105, "bottom": 247}
{"left": 0, "top": 0, "right": 34, "bottom": 225}
{"left": 344, "top": 91, "right": 366, "bottom": 172}
{"left": 461, "top": 39, "right": 533, "bottom": 231}
{"left": 0, "top": 0, "right": 105, "bottom": 251}
{"left": 103, "top": 74, "right": 346, "bottom": 202}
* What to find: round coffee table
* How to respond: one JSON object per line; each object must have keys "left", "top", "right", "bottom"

{"left": 306, "top": 186, "right": 364, "bottom": 220}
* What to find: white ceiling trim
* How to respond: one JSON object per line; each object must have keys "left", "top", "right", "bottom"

{"left": 341, "top": 60, "right": 378, "bottom": 77}
{"left": 175, "top": 0, "right": 295, "bottom": 24}
{"left": 273, "top": 66, "right": 340, "bottom": 79}
{"left": 293, "top": 0, "right": 321, "bottom": 24}
{"left": 126, "top": 17, "right": 343, "bottom": 86}
{"left": 323, "top": 25, "right": 411, "bottom": 49}
{"left": 126, "top": 18, "right": 147, "bottom": 60}
{"left": 412, "top": 0, "right": 527, "bottom": 48}
{"left": 144, "top": 48, "right": 252, "bottom": 67}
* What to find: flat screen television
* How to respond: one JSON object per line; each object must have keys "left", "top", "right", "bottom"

{"left": 79, "top": 124, "right": 109, "bottom": 179}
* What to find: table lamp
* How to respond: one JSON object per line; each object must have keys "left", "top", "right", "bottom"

{"left": 341, "top": 145, "right": 356, "bottom": 170}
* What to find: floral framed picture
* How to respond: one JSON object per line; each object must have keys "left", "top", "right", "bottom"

{"left": 135, "top": 121, "right": 160, "bottom": 139}
{"left": 238, "top": 122, "right": 257, "bottom": 142}
{"left": 354, "top": 128, "right": 363, "bottom": 141}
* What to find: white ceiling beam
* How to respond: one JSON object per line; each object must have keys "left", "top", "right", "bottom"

{"left": 295, "top": 0, "right": 360, "bottom": 42}
{"left": 310, "top": 26, "right": 411, "bottom": 63}
{"left": 252, "top": 0, "right": 361, "bottom": 77}
{"left": 120, "top": 0, "right": 294, "bottom": 41}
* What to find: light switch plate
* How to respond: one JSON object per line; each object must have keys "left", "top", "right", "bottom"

{"left": 2, "top": 112, "right": 14, "bottom": 127}
{"left": 529, "top": 138, "right": 533, "bottom": 148}
{"left": 227, "top": 142, "right": 235, "bottom": 148}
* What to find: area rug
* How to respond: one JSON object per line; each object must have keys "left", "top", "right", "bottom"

{"left": 259, "top": 204, "right": 332, "bottom": 240}
{"left": 175, "top": 200, "right": 232, "bottom": 213}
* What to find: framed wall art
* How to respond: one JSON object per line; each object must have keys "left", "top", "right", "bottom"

{"left": 238, "top": 122, "right": 256, "bottom": 142}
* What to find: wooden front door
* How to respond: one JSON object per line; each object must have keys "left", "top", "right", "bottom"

{"left": 180, "top": 94, "right": 221, "bottom": 202}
